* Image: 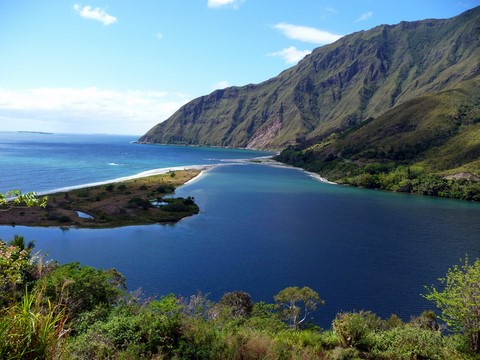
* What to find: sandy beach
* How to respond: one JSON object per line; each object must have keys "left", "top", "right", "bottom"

{"left": 39, "top": 164, "right": 214, "bottom": 196}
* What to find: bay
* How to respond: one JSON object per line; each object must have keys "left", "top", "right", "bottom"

{"left": 0, "top": 133, "right": 480, "bottom": 327}
{"left": 0, "top": 132, "right": 269, "bottom": 193}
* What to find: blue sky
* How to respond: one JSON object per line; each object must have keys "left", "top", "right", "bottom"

{"left": 0, "top": 0, "right": 478, "bottom": 135}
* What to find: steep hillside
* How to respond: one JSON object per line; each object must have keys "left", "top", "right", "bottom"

{"left": 139, "top": 6, "right": 480, "bottom": 150}
{"left": 276, "top": 78, "right": 480, "bottom": 200}
{"left": 277, "top": 79, "right": 480, "bottom": 174}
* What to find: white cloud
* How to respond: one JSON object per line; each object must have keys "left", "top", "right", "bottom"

{"left": 73, "top": 4, "right": 117, "bottom": 26}
{"left": 155, "top": 32, "right": 164, "bottom": 40}
{"left": 0, "top": 88, "right": 193, "bottom": 135}
{"left": 207, "top": 0, "right": 244, "bottom": 9}
{"left": 273, "top": 23, "right": 342, "bottom": 44}
{"left": 269, "top": 46, "right": 311, "bottom": 64}
{"left": 212, "top": 81, "right": 230, "bottom": 89}
{"left": 356, "top": 11, "right": 373, "bottom": 22}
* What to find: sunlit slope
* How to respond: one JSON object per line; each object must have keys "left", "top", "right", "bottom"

{"left": 139, "top": 6, "right": 480, "bottom": 151}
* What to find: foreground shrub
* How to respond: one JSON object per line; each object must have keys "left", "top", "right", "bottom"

{"left": 425, "top": 257, "right": 480, "bottom": 354}
{"left": 373, "top": 325, "right": 450, "bottom": 360}
{"left": 332, "top": 311, "right": 383, "bottom": 351}
{"left": 67, "top": 295, "right": 185, "bottom": 359}
{"left": 0, "top": 289, "right": 68, "bottom": 360}
{"left": 43, "top": 263, "right": 126, "bottom": 322}
{"left": 0, "top": 240, "right": 34, "bottom": 306}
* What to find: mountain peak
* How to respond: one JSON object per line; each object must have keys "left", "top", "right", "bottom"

{"left": 139, "top": 7, "right": 480, "bottom": 150}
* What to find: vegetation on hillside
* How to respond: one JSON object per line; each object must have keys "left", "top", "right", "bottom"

{"left": 1, "top": 236, "right": 480, "bottom": 359}
{"left": 276, "top": 80, "right": 480, "bottom": 201}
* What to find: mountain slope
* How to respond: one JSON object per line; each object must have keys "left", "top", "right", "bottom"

{"left": 276, "top": 78, "right": 480, "bottom": 176}
{"left": 139, "top": 6, "right": 480, "bottom": 150}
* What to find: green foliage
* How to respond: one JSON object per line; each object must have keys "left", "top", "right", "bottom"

{"left": 0, "top": 240, "right": 34, "bottom": 306}
{"left": 424, "top": 257, "right": 480, "bottom": 353}
{"left": 161, "top": 196, "right": 198, "bottom": 213}
{"left": 274, "top": 286, "right": 324, "bottom": 330}
{"left": 337, "top": 164, "right": 480, "bottom": 201}
{"left": 0, "top": 190, "right": 48, "bottom": 210}
{"left": 0, "top": 288, "right": 68, "bottom": 359}
{"left": 43, "top": 263, "right": 126, "bottom": 321}
{"left": 409, "top": 310, "right": 440, "bottom": 331}
{"left": 244, "top": 302, "right": 286, "bottom": 333}
{"left": 127, "top": 197, "right": 152, "bottom": 210}
{"left": 7, "top": 235, "right": 35, "bottom": 254}
{"left": 332, "top": 311, "right": 384, "bottom": 351}
{"left": 373, "top": 325, "right": 449, "bottom": 360}
{"left": 276, "top": 80, "right": 480, "bottom": 202}
{"left": 2, "top": 241, "right": 480, "bottom": 359}
{"left": 156, "top": 184, "right": 175, "bottom": 193}
{"left": 219, "top": 291, "right": 254, "bottom": 321}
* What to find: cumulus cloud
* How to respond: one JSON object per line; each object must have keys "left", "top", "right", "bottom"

{"left": 269, "top": 46, "right": 311, "bottom": 64}
{"left": 0, "top": 88, "right": 192, "bottom": 135}
{"left": 273, "top": 23, "right": 342, "bottom": 44}
{"left": 207, "top": 0, "right": 244, "bottom": 9}
{"left": 356, "top": 11, "right": 373, "bottom": 22}
{"left": 212, "top": 81, "right": 230, "bottom": 89}
{"left": 73, "top": 4, "right": 117, "bottom": 26}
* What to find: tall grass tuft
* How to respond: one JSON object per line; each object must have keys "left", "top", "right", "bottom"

{"left": 0, "top": 285, "right": 69, "bottom": 359}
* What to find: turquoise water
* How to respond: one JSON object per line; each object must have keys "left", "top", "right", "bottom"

{"left": 1, "top": 133, "right": 479, "bottom": 327}
{"left": 0, "top": 132, "right": 270, "bottom": 193}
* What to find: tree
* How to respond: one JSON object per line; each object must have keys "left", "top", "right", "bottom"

{"left": 424, "top": 257, "right": 480, "bottom": 353}
{"left": 219, "top": 291, "right": 254, "bottom": 320}
{"left": 274, "top": 286, "right": 324, "bottom": 329}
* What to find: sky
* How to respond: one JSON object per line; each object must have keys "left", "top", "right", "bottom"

{"left": 0, "top": 0, "right": 478, "bottom": 136}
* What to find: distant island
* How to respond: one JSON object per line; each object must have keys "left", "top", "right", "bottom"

{"left": 18, "top": 131, "right": 53, "bottom": 135}
{"left": 0, "top": 169, "right": 201, "bottom": 228}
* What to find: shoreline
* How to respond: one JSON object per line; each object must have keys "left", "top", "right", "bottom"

{"left": 3, "top": 169, "right": 203, "bottom": 228}
{"left": 1, "top": 158, "right": 341, "bottom": 229}
{"left": 248, "top": 157, "right": 337, "bottom": 185}
{"left": 38, "top": 164, "right": 215, "bottom": 196}
{"left": 36, "top": 154, "right": 333, "bottom": 197}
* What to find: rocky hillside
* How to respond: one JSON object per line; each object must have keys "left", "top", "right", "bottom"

{"left": 139, "top": 6, "right": 480, "bottom": 150}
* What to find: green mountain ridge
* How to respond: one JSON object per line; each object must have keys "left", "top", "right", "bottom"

{"left": 277, "top": 79, "right": 480, "bottom": 175}
{"left": 139, "top": 6, "right": 480, "bottom": 153}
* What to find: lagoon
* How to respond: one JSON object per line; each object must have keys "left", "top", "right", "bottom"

{"left": 0, "top": 133, "right": 479, "bottom": 327}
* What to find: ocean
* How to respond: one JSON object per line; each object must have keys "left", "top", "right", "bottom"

{"left": 0, "top": 132, "right": 270, "bottom": 194}
{"left": 1, "top": 132, "right": 480, "bottom": 327}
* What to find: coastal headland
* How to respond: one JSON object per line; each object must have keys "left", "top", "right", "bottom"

{"left": 1, "top": 169, "right": 204, "bottom": 228}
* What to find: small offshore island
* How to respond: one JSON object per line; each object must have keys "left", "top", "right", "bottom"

{"left": 1, "top": 169, "right": 201, "bottom": 228}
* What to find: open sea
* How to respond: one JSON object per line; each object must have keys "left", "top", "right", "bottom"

{"left": 1, "top": 132, "right": 480, "bottom": 327}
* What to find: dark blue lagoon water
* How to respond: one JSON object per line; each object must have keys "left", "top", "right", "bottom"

{"left": 0, "top": 133, "right": 479, "bottom": 327}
